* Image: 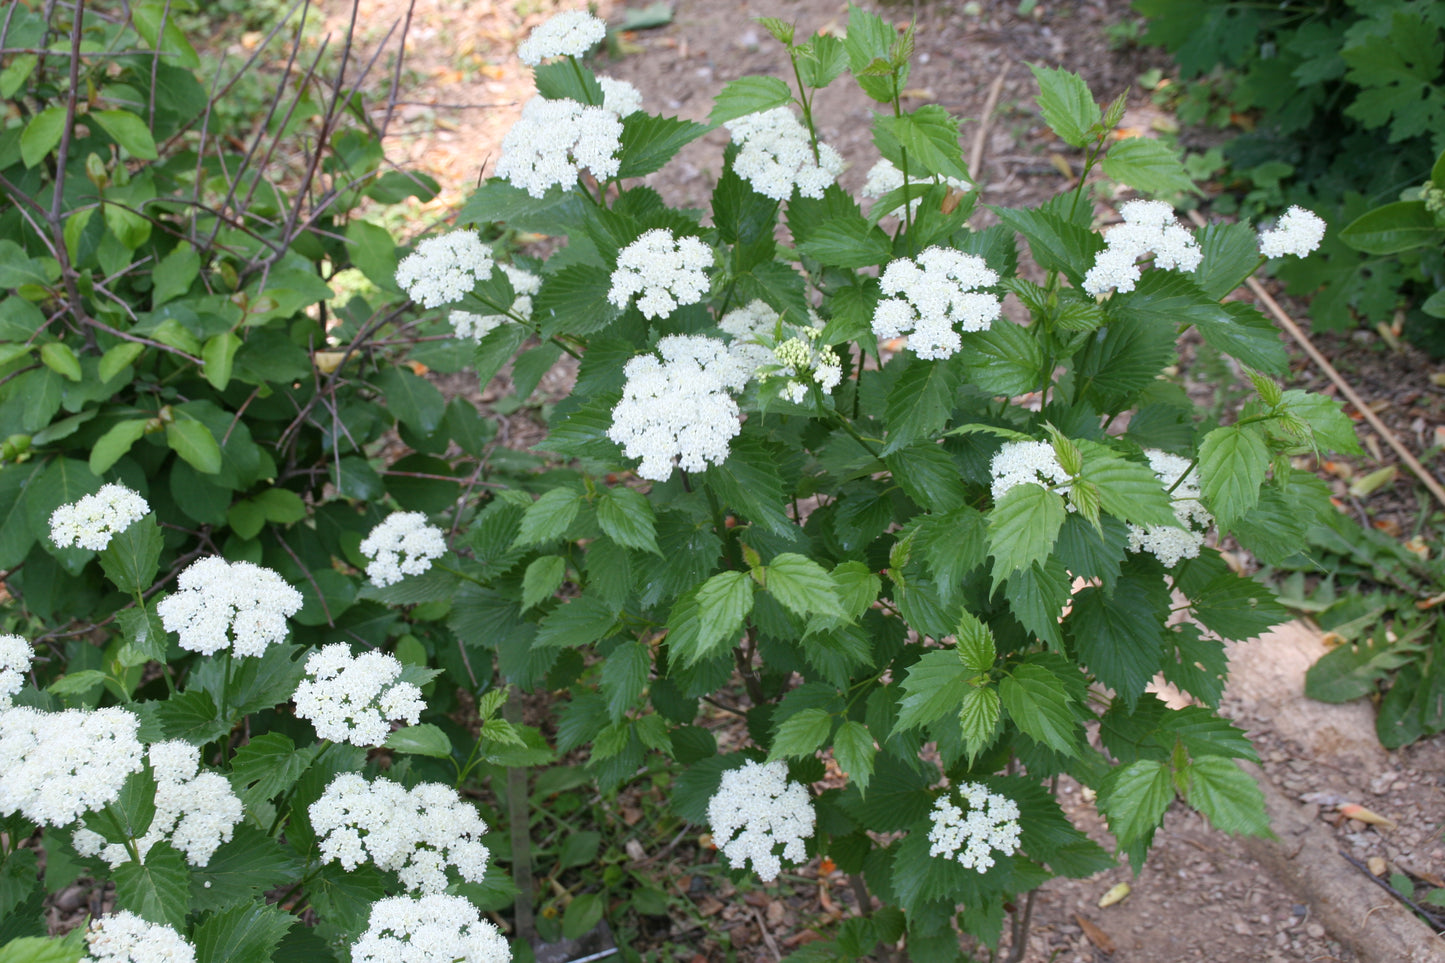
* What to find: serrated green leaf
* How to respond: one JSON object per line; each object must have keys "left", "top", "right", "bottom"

{"left": 667, "top": 572, "right": 754, "bottom": 666}
{"left": 709, "top": 76, "right": 794, "bottom": 125}
{"left": 600, "top": 640, "right": 650, "bottom": 722}
{"left": 1277, "top": 389, "right": 1362, "bottom": 455}
{"left": 883, "top": 355, "right": 961, "bottom": 453}
{"left": 0, "top": 932, "right": 84, "bottom": 963}
{"left": 988, "top": 483, "right": 1066, "bottom": 580}
{"left": 617, "top": 114, "right": 709, "bottom": 179}
{"left": 98, "top": 516, "right": 162, "bottom": 595}
{"left": 769, "top": 707, "right": 834, "bottom": 760}
{"left": 47, "top": 669, "right": 107, "bottom": 697}
{"left": 894, "top": 649, "right": 973, "bottom": 733}
{"left": 596, "top": 486, "right": 660, "bottom": 554}
{"left": 193, "top": 901, "right": 295, "bottom": 963}
{"left": 521, "top": 555, "right": 567, "bottom": 611}
{"left": 1028, "top": 63, "right": 1101, "bottom": 148}
{"left": 1184, "top": 756, "right": 1270, "bottom": 836}
{"left": 1197, "top": 424, "right": 1268, "bottom": 528}
{"left": 113, "top": 843, "right": 189, "bottom": 928}
{"left": 955, "top": 608, "right": 995, "bottom": 672}
{"left": 374, "top": 366, "right": 446, "bottom": 435}
{"left": 228, "top": 733, "right": 316, "bottom": 807}
{"left": 998, "top": 663, "right": 1078, "bottom": 756}
{"left": 833, "top": 720, "right": 876, "bottom": 795}
{"left": 1101, "top": 137, "right": 1196, "bottom": 196}
{"left": 384, "top": 723, "right": 453, "bottom": 759}
{"left": 1076, "top": 441, "right": 1177, "bottom": 528}
{"left": 764, "top": 553, "right": 843, "bottom": 619}
{"left": 958, "top": 685, "right": 1001, "bottom": 764}
{"left": 513, "top": 487, "right": 583, "bottom": 547}
{"left": 1097, "top": 758, "right": 1173, "bottom": 846}
{"left": 1069, "top": 577, "right": 1168, "bottom": 707}
{"left": 535, "top": 595, "right": 620, "bottom": 649}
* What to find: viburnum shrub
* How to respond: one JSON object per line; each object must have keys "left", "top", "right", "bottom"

{"left": 0, "top": 3, "right": 1363, "bottom": 962}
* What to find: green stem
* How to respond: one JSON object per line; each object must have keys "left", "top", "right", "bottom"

{"left": 434, "top": 562, "right": 491, "bottom": 589}
{"left": 832, "top": 410, "right": 884, "bottom": 459}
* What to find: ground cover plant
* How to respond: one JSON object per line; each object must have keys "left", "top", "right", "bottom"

{"left": 0, "top": 1, "right": 1365, "bottom": 961}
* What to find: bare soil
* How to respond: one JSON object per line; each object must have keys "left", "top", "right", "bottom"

{"left": 295, "top": 0, "right": 1445, "bottom": 959}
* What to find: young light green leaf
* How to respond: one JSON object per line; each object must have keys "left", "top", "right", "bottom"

{"left": 1101, "top": 137, "right": 1196, "bottom": 196}
{"left": 383, "top": 723, "right": 453, "bottom": 759}
{"left": 708, "top": 76, "right": 794, "bottom": 125}
{"left": 957, "top": 685, "right": 1001, "bottom": 764}
{"left": 90, "top": 420, "right": 150, "bottom": 476}
{"left": 20, "top": 106, "right": 65, "bottom": 168}
{"left": 769, "top": 707, "right": 834, "bottom": 761}
{"left": 667, "top": 571, "right": 754, "bottom": 666}
{"left": 894, "top": 649, "right": 973, "bottom": 733}
{"left": 39, "top": 343, "right": 81, "bottom": 382}
{"left": 201, "top": 333, "right": 241, "bottom": 392}
{"left": 513, "top": 488, "right": 583, "bottom": 547}
{"left": 521, "top": 555, "right": 567, "bottom": 611}
{"left": 166, "top": 419, "right": 222, "bottom": 475}
{"left": 1076, "top": 441, "right": 1177, "bottom": 528}
{"left": 832, "top": 720, "right": 876, "bottom": 795}
{"left": 47, "top": 669, "right": 107, "bottom": 697}
{"left": 1184, "top": 756, "right": 1271, "bottom": 836}
{"left": 987, "top": 483, "right": 1066, "bottom": 580}
{"left": 763, "top": 553, "right": 843, "bottom": 619}
{"left": 90, "top": 110, "right": 159, "bottom": 160}
{"left": 1027, "top": 63, "right": 1101, "bottom": 148}
{"left": 597, "top": 486, "right": 661, "bottom": 554}
{"left": 1097, "top": 758, "right": 1174, "bottom": 846}
{"left": 954, "top": 608, "right": 995, "bottom": 672}
{"left": 1197, "top": 424, "right": 1268, "bottom": 528}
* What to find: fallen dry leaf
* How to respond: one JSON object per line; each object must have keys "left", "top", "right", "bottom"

{"left": 1074, "top": 913, "right": 1116, "bottom": 954}
{"left": 1339, "top": 803, "right": 1397, "bottom": 830}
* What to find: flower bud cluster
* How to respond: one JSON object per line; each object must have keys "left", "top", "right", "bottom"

{"left": 1126, "top": 449, "right": 1213, "bottom": 567}
{"left": 608, "top": 335, "right": 752, "bottom": 481}
{"left": 989, "top": 440, "right": 1072, "bottom": 503}
{"left": 359, "top": 511, "right": 448, "bottom": 588}
{"left": 0, "top": 634, "right": 32, "bottom": 708}
{"left": 1082, "top": 199, "right": 1202, "bottom": 296}
{"left": 607, "top": 229, "right": 714, "bottom": 319}
{"left": 156, "top": 557, "right": 303, "bottom": 657}
{"left": 0, "top": 704, "right": 142, "bottom": 826}
{"left": 450, "top": 265, "right": 542, "bottom": 343}
{"left": 352, "top": 893, "right": 511, "bottom": 963}
{"left": 516, "top": 9, "right": 605, "bottom": 65}
{"left": 724, "top": 107, "right": 845, "bottom": 201}
{"left": 718, "top": 300, "right": 841, "bottom": 403}
{"left": 83, "top": 911, "right": 196, "bottom": 963}
{"left": 872, "top": 246, "right": 1001, "bottom": 360}
{"left": 49, "top": 483, "right": 150, "bottom": 552}
{"left": 862, "top": 158, "right": 970, "bottom": 218}
{"left": 495, "top": 96, "right": 624, "bottom": 199}
{"left": 310, "top": 773, "right": 491, "bottom": 893}
{"left": 293, "top": 643, "right": 425, "bottom": 746}
{"left": 74, "top": 740, "right": 243, "bottom": 868}
{"left": 706, "top": 759, "right": 815, "bottom": 882}
{"left": 395, "top": 232, "right": 497, "bottom": 308}
{"left": 1257, "top": 205, "right": 1327, "bottom": 258}
{"left": 927, "top": 782, "right": 1022, "bottom": 873}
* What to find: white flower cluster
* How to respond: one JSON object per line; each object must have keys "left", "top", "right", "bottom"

{"left": 927, "top": 782, "right": 1022, "bottom": 873}
{"left": 724, "top": 107, "right": 845, "bottom": 201}
{"left": 49, "top": 483, "right": 150, "bottom": 552}
{"left": 706, "top": 759, "right": 815, "bottom": 882}
{"left": 293, "top": 643, "right": 425, "bottom": 746}
{"left": 1258, "top": 205, "right": 1327, "bottom": 258}
{"left": 516, "top": 9, "right": 605, "bottom": 65}
{"left": 599, "top": 75, "right": 643, "bottom": 117}
{"left": 1127, "top": 449, "right": 1214, "bottom": 567}
{"left": 352, "top": 893, "right": 511, "bottom": 963}
{"left": 862, "top": 158, "right": 970, "bottom": 218}
{"left": 718, "top": 300, "right": 842, "bottom": 403}
{"left": 395, "top": 232, "right": 496, "bottom": 309}
{"left": 156, "top": 557, "right": 303, "bottom": 657}
{"left": 359, "top": 512, "right": 448, "bottom": 588}
{"left": 83, "top": 911, "right": 196, "bottom": 963}
{"left": 0, "top": 634, "right": 32, "bottom": 708}
{"left": 495, "top": 95, "right": 624, "bottom": 199}
{"left": 872, "top": 246, "right": 1001, "bottom": 360}
{"left": 989, "top": 440, "right": 1072, "bottom": 503}
{"left": 768, "top": 329, "right": 843, "bottom": 403}
{"left": 74, "top": 740, "right": 242, "bottom": 868}
{"left": 310, "top": 773, "right": 491, "bottom": 893}
{"left": 1082, "top": 199, "right": 1202, "bottom": 296}
{"left": 450, "top": 265, "right": 542, "bottom": 343}
{"left": 607, "top": 229, "right": 714, "bottom": 319}
{"left": 608, "top": 335, "right": 752, "bottom": 482}
{"left": 0, "top": 705, "right": 142, "bottom": 826}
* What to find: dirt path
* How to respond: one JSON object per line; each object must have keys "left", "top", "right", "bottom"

{"left": 310, "top": 0, "right": 1445, "bottom": 959}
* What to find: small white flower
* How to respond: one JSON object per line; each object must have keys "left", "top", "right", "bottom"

{"left": 49, "top": 483, "right": 150, "bottom": 552}
{"left": 1258, "top": 205, "right": 1326, "bottom": 258}
{"left": 516, "top": 9, "right": 606, "bottom": 66}
{"left": 1082, "top": 199, "right": 1202, "bottom": 296}
{"left": 1126, "top": 449, "right": 1213, "bottom": 567}
{"left": 707, "top": 759, "right": 815, "bottom": 882}
{"left": 862, "top": 158, "right": 970, "bottom": 218}
{"left": 311, "top": 773, "right": 492, "bottom": 893}
{"left": 495, "top": 96, "right": 623, "bottom": 199}
{"left": 450, "top": 265, "right": 542, "bottom": 343}
{"left": 599, "top": 76, "right": 643, "bottom": 117}
{"left": 156, "top": 557, "right": 303, "bottom": 657}
{"left": 608, "top": 229, "right": 714, "bottom": 319}
{"left": 0, "top": 705, "right": 142, "bottom": 826}
{"left": 352, "top": 893, "right": 511, "bottom": 963}
{"left": 717, "top": 300, "right": 840, "bottom": 402}
{"left": 0, "top": 634, "right": 32, "bottom": 709}
{"left": 293, "top": 643, "right": 425, "bottom": 746}
{"left": 359, "top": 512, "right": 447, "bottom": 588}
{"left": 395, "top": 232, "right": 496, "bottom": 309}
{"left": 989, "top": 440, "right": 1072, "bottom": 502}
{"left": 724, "top": 107, "right": 845, "bottom": 201}
{"left": 927, "top": 782, "right": 1022, "bottom": 873}
{"left": 608, "top": 335, "right": 752, "bottom": 482}
{"left": 83, "top": 911, "right": 196, "bottom": 963}
{"left": 872, "top": 246, "right": 1000, "bottom": 360}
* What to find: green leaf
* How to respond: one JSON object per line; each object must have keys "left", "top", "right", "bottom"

{"left": 563, "top": 891, "right": 605, "bottom": 940}
{"left": 90, "top": 110, "right": 159, "bottom": 160}
{"left": 513, "top": 487, "right": 583, "bottom": 547}
{"left": 1069, "top": 577, "right": 1168, "bottom": 707}
{"left": 1188, "top": 568, "right": 1287, "bottom": 642}
{"left": 0, "top": 933, "right": 84, "bottom": 963}
{"left": 875, "top": 105, "right": 971, "bottom": 182}
{"left": 833, "top": 720, "right": 876, "bottom": 795}
{"left": 795, "top": 215, "right": 893, "bottom": 268}
{"left": 228, "top": 733, "right": 316, "bottom": 808}
{"left": 38, "top": 343, "right": 80, "bottom": 382}
{"left": 384, "top": 723, "right": 453, "bottom": 759}
{"left": 535, "top": 595, "right": 620, "bottom": 649}
{"left": 90, "top": 420, "right": 150, "bottom": 475}
{"left": 955, "top": 608, "right": 995, "bottom": 672}
{"left": 99, "top": 342, "right": 146, "bottom": 383}
{"left": 193, "top": 901, "right": 295, "bottom": 963}
{"left": 988, "top": 483, "right": 1066, "bottom": 580}
{"left": 600, "top": 640, "right": 650, "bottom": 722}
{"left": 98, "top": 516, "right": 163, "bottom": 594}
{"left": 998, "top": 663, "right": 1079, "bottom": 756}
{"left": 374, "top": 366, "right": 446, "bottom": 435}
{"left": 25, "top": 458, "right": 99, "bottom": 558}
{"left": 668, "top": 571, "right": 754, "bottom": 666}
{"left": 1197, "top": 424, "right": 1268, "bottom": 528}
{"left": 1194, "top": 221, "right": 1261, "bottom": 300}
{"left": 769, "top": 707, "right": 834, "bottom": 761}
{"left": 201, "top": 332, "right": 241, "bottom": 391}
{"left": 1076, "top": 441, "right": 1177, "bottom": 528}
{"left": 19, "top": 106, "right": 65, "bottom": 168}
{"left": 113, "top": 843, "right": 189, "bottom": 929}
{"left": 1028, "top": 63, "right": 1101, "bottom": 148}
{"left": 1185, "top": 756, "right": 1270, "bottom": 836}
{"left": 1101, "top": 137, "right": 1196, "bottom": 196}
{"left": 894, "top": 649, "right": 973, "bottom": 733}
{"left": 885, "top": 445, "right": 968, "bottom": 512}
{"left": 957, "top": 319, "right": 1044, "bottom": 396}
{"left": 883, "top": 355, "right": 962, "bottom": 453}
{"left": 617, "top": 114, "right": 709, "bottom": 179}
{"left": 958, "top": 685, "right": 1001, "bottom": 764}
{"left": 166, "top": 418, "right": 222, "bottom": 475}
{"left": 47, "top": 669, "right": 107, "bottom": 697}
{"left": 1304, "top": 631, "right": 1417, "bottom": 703}
{"left": 709, "top": 76, "right": 794, "bottom": 125}
{"left": 1277, "top": 389, "right": 1362, "bottom": 455}
{"left": 763, "top": 553, "right": 843, "bottom": 619}
{"left": 148, "top": 688, "right": 227, "bottom": 744}
{"left": 115, "top": 603, "right": 167, "bottom": 666}
{"left": 521, "top": 555, "right": 567, "bottom": 611}
{"left": 1097, "top": 759, "right": 1173, "bottom": 846}
{"left": 596, "top": 486, "right": 660, "bottom": 554}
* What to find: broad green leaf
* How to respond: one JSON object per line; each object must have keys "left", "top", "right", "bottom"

{"left": 47, "top": 669, "right": 107, "bottom": 696}
{"left": 1184, "top": 756, "right": 1270, "bottom": 836}
{"left": 99, "top": 343, "right": 146, "bottom": 383}
{"left": 1076, "top": 441, "right": 1177, "bottom": 528}
{"left": 90, "top": 110, "right": 159, "bottom": 160}
{"left": 1340, "top": 200, "right": 1437, "bottom": 254}
{"left": 193, "top": 901, "right": 295, "bottom": 963}
{"left": 958, "top": 685, "right": 1001, "bottom": 763}
{"left": 166, "top": 418, "right": 222, "bottom": 475}
{"left": 19, "top": 106, "right": 65, "bottom": 168}
{"left": 1196, "top": 424, "right": 1268, "bottom": 528}
{"left": 201, "top": 333, "right": 241, "bottom": 391}
{"left": 1069, "top": 577, "right": 1168, "bottom": 707}
{"left": 384, "top": 723, "right": 453, "bottom": 759}
{"left": 0, "top": 932, "right": 84, "bottom": 963}
{"left": 832, "top": 720, "right": 876, "bottom": 795}
{"left": 1101, "top": 137, "right": 1196, "bottom": 196}
{"left": 998, "top": 663, "right": 1078, "bottom": 756}
{"left": 894, "top": 649, "right": 973, "bottom": 733}
{"left": 987, "top": 483, "right": 1066, "bottom": 579}
{"left": 513, "top": 487, "right": 583, "bottom": 546}
{"left": 90, "top": 420, "right": 150, "bottom": 475}
{"left": 596, "top": 486, "right": 660, "bottom": 554}
{"left": 883, "top": 355, "right": 962, "bottom": 453}
{"left": 38, "top": 343, "right": 80, "bottom": 382}
{"left": 1027, "top": 63, "right": 1100, "bottom": 148}
{"left": 763, "top": 553, "right": 843, "bottom": 619}
{"left": 98, "top": 516, "right": 163, "bottom": 594}
{"left": 875, "top": 105, "right": 971, "bottom": 182}
{"left": 152, "top": 243, "right": 200, "bottom": 307}
{"left": 885, "top": 444, "right": 967, "bottom": 512}
{"left": 671, "top": 570, "right": 754, "bottom": 666}
{"left": 1304, "top": 630, "right": 1417, "bottom": 703}
{"left": 534, "top": 595, "right": 620, "bottom": 649}
{"left": 709, "top": 76, "right": 794, "bottom": 125}
{"left": 521, "top": 555, "right": 567, "bottom": 611}
{"left": 768, "top": 707, "right": 834, "bottom": 760}
{"left": 957, "top": 318, "right": 1045, "bottom": 396}
{"left": 828, "top": 560, "right": 881, "bottom": 622}
{"left": 600, "top": 640, "right": 650, "bottom": 722}
{"left": 955, "top": 608, "right": 995, "bottom": 672}
{"left": 617, "top": 114, "right": 709, "bottom": 179}
{"left": 1194, "top": 221, "right": 1260, "bottom": 299}
{"left": 228, "top": 733, "right": 316, "bottom": 808}
{"left": 374, "top": 367, "right": 445, "bottom": 435}
{"left": 1277, "top": 389, "right": 1362, "bottom": 455}
{"left": 563, "top": 892, "right": 605, "bottom": 941}
{"left": 113, "top": 843, "right": 189, "bottom": 928}
{"left": 115, "top": 603, "right": 167, "bottom": 666}
{"left": 146, "top": 689, "right": 227, "bottom": 745}
{"left": 1097, "top": 759, "right": 1173, "bottom": 846}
